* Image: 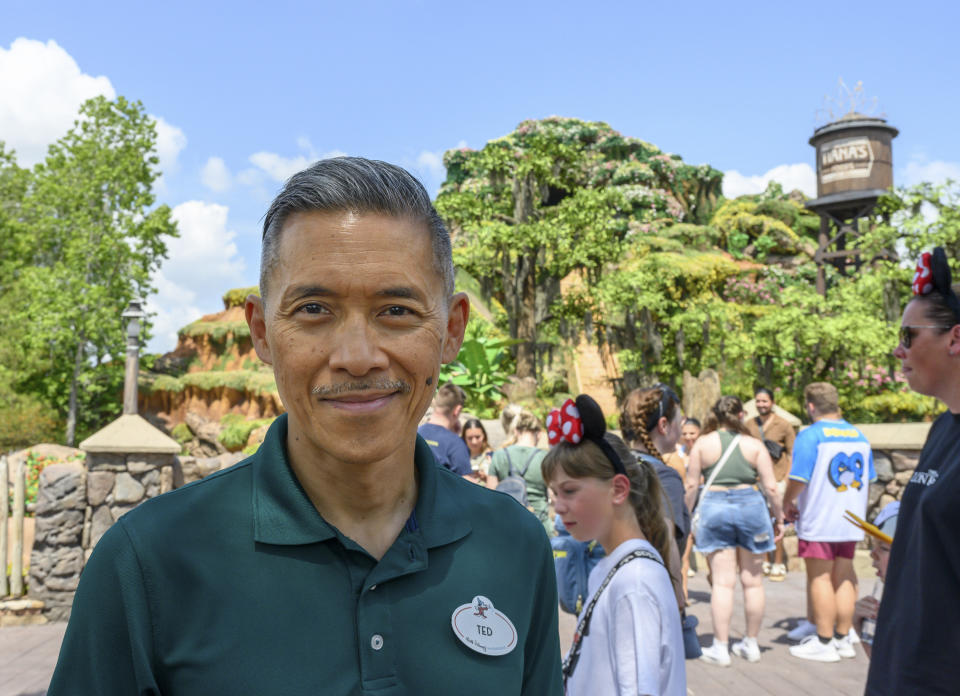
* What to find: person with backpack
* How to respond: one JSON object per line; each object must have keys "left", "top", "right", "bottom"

{"left": 543, "top": 394, "right": 685, "bottom": 695}
{"left": 486, "top": 409, "right": 552, "bottom": 535}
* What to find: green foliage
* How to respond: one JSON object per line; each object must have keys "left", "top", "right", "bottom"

{"left": 437, "top": 117, "right": 723, "bottom": 379}
{"left": 144, "top": 370, "right": 277, "bottom": 396}
{"left": 0, "top": 386, "right": 62, "bottom": 451}
{"left": 170, "top": 422, "right": 193, "bottom": 444}
{"left": 0, "top": 96, "right": 177, "bottom": 445}
{"left": 440, "top": 336, "right": 518, "bottom": 418}
{"left": 7, "top": 450, "right": 84, "bottom": 516}
{"left": 218, "top": 416, "right": 274, "bottom": 452}
{"left": 179, "top": 320, "right": 251, "bottom": 342}
{"left": 222, "top": 286, "right": 259, "bottom": 309}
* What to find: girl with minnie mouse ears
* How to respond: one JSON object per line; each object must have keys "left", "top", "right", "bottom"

{"left": 542, "top": 394, "right": 686, "bottom": 695}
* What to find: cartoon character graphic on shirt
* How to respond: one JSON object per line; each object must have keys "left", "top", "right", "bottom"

{"left": 828, "top": 451, "right": 866, "bottom": 492}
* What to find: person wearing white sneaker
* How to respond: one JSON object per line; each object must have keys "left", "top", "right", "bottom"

{"left": 789, "top": 634, "right": 840, "bottom": 662}
{"left": 731, "top": 636, "right": 761, "bottom": 662}
{"left": 783, "top": 382, "right": 876, "bottom": 665}
{"left": 698, "top": 640, "right": 731, "bottom": 667}
{"left": 685, "top": 397, "right": 784, "bottom": 670}
{"left": 832, "top": 634, "right": 856, "bottom": 659}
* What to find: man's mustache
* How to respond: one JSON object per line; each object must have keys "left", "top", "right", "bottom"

{"left": 311, "top": 379, "right": 412, "bottom": 397}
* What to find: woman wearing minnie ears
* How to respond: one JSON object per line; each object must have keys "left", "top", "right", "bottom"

{"left": 866, "top": 247, "right": 960, "bottom": 696}
{"left": 543, "top": 395, "right": 686, "bottom": 696}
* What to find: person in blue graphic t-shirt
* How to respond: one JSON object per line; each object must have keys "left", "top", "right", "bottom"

{"left": 418, "top": 383, "right": 474, "bottom": 479}
{"left": 784, "top": 382, "right": 876, "bottom": 663}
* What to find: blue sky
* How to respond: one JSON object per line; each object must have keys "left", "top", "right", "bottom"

{"left": 2, "top": 0, "right": 958, "bottom": 352}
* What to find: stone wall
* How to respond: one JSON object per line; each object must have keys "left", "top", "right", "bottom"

{"left": 29, "top": 463, "right": 86, "bottom": 622}
{"left": 868, "top": 449, "right": 917, "bottom": 522}
{"left": 26, "top": 451, "right": 243, "bottom": 621}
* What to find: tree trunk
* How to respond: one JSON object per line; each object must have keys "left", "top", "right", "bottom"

{"left": 65, "top": 332, "right": 85, "bottom": 446}
{"left": 515, "top": 251, "right": 537, "bottom": 379}
{"left": 511, "top": 171, "right": 538, "bottom": 379}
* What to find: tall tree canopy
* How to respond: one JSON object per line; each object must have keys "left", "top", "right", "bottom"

{"left": 435, "top": 117, "right": 722, "bottom": 379}
{"left": 0, "top": 96, "right": 177, "bottom": 446}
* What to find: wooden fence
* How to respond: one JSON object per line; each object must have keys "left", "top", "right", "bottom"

{"left": 1, "top": 455, "right": 27, "bottom": 597}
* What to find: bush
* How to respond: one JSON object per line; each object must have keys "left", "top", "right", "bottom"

{"left": 218, "top": 417, "right": 274, "bottom": 451}
{"left": 222, "top": 286, "right": 259, "bottom": 309}
{"left": 0, "top": 392, "right": 62, "bottom": 451}
{"left": 171, "top": 422, "right": 193, "bottom": 443}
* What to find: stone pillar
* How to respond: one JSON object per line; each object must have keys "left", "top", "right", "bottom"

{"left": 84, "top": 452, "right": 176, "bottom": 559}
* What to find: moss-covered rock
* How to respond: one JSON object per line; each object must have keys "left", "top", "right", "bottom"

{"left": 222, "top": 286, "right": 259, "bottom": 309}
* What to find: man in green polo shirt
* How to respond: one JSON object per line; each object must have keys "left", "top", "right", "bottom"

{"left": 48, "top": 158, "right": 563, "bottom": 695}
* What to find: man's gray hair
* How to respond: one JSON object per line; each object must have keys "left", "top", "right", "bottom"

{"left": 260, "top": 157, "right": 454, "bottom": 303}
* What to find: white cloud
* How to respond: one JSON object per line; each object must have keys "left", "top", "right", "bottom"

{"left": 416, "top": 150, "right": 445, "bottom": 182}
{"left": 249, "top": 151, "right": 314, "bottom": 182}
{"left": 900, "top": 158, "right": 960, "bottom": 187}
{"left": 152, "top": 115, "right": 187, "bottom": 175}
{"left": 201, "top": 156, "right": 232, "bottom": 192}
{"left": 146, "top": 201, "right": 247, "bottom": 352}
{"left": 723, "top": 163, "right": 817, "bottom": 199}
{"left": 0, "top": 37, "right": 115, "bottom": 166}
{"left": 248, "top": 138, "right": 347, "bottom": 182}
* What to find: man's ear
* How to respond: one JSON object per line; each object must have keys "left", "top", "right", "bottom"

{"left": 441, "top": 292, "right": 470, "bottom": 364}
{"left": 245, "top": 294, "right": 273, "bottom": 365}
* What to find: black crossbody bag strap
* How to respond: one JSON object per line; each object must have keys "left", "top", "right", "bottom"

{"left": 561, "top": 549, "right": 663, "bottom": 686}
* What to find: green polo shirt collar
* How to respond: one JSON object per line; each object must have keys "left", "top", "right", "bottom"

{"left": 252, "top": 414, "right": 471, "bottom": 550}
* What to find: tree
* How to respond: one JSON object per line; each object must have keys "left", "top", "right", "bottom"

{"left": 436, "top": 117, "right": 723, "bottom": 379}
{"left": 0, "top": 96, "right": 177, "bottom": 445}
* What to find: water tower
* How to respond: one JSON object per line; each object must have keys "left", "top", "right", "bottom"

{"left": 806, "top": 84, "right": 898, "bottom": 295}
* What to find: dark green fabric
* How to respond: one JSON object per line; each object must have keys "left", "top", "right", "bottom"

{"left": 48, "top": 415, "right": 562, "bottom": 695}
{"left": 703, "top": 431, "right": 758, "bottom": 487}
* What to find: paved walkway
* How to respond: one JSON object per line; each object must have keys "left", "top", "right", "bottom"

{"left": 0, "top": 623, "right": 65, "bottom": 696}
{"left": 3, "top": 567, "right": 872, "bottom": 695}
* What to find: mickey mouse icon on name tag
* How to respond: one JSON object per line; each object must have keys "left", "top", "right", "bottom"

{"left": 451, "top": 595, "right": 517, "bottom": 656}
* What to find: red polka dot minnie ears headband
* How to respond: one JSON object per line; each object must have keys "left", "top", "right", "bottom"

{"left": 545, "top": 394, "right": 627, "bottom": 476}
{"left": 912, "top": 246, "right": 960, "bottom": 323}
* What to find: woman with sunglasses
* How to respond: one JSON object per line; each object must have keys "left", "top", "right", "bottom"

{"left": 866, "top": 247, "right": 960, "bottom": 696}
{"left": 684, "top": 395, "right": 784, "bottom": 666}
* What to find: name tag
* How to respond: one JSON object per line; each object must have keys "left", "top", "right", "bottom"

{"left": 451, "top": 595, "right": 517, "bottom": 656}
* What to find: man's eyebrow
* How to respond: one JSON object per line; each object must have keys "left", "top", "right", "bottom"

{"left": 376, "top": 287, "right": 425, "bottom": 302}
{"left": 282, "top": 285, "right": 335, "bottom": 303}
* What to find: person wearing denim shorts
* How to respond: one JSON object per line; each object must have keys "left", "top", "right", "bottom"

{"left": 685, "top": 396, "right": 784, "bottom": 667}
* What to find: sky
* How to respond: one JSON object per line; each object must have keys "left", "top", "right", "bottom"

{"left": 2, "top": 0, "right": 959, "bottom": 352}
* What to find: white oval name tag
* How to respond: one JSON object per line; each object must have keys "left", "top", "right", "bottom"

{"left": 451, "top": 595, "right": 517, "bottom": 656}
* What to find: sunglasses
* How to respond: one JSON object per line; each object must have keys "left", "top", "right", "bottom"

{"left": 899, "top": 325, "right": 953, "bottom": 349}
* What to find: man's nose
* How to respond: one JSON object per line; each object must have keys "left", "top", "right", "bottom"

{"left": 892, "top": 343, "right": 907, "bottom": 359}
{"left": 327, "top": 316, "right": 390, "bottom": 376}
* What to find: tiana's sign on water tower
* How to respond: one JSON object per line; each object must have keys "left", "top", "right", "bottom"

{"left": 806, "top": 80, "right": 898, "bottom": 295}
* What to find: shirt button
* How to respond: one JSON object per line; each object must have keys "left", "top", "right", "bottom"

{"left": 369, "top": 584, "right": 377, "bottom": 591}
{"left": 371, "top": 634, "right": 384, "bottom": 651}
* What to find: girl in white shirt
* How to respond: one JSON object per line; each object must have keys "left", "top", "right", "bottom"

{"left": 543, "top": 395, "right": 686, "bottom": 696}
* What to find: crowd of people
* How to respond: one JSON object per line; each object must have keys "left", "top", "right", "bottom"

{"left": 415, "top": 245, "right": 959, "bottom": 694}
{"left": 47, "top": 157, "right": 957, "bottom": 696}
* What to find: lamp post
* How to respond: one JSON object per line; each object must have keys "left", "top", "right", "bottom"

{"left": 121, "top": 298, "right": 146, "bottom": 415}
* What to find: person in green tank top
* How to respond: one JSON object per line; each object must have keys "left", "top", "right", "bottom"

{"left": 684, "top": 396, "right": 784, "bottom": 667}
